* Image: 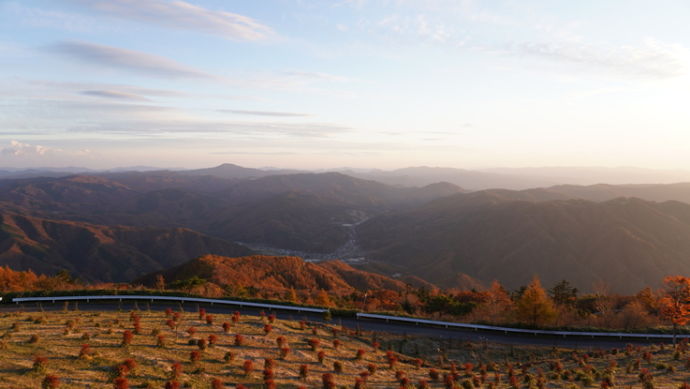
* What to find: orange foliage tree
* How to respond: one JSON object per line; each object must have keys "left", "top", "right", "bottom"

{"left": 514, "top": 277, "right": 556, "bottom": 327}
{"left": 659, "top": 275, "right": 690, "bottom": 343}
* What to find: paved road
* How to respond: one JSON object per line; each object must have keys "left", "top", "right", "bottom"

{"left": 0, "top": 300, "right": 670, "bottom": 350}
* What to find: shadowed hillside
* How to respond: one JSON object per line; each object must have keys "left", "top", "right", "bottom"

{"left": 0, "top": 172, "right": 462, "bottom": 252}
{"left": 358, "top": 194, "right": 690, "bottom": 293}
{"left": 0, "top": 213, "right": 253, "bottom": 282}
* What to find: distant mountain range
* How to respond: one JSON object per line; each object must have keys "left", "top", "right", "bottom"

{"left": 0, "top": 170, "right": 462, "bottom": 253}
{"left": 4, "top": 163, "right": 690, "bottom": 190}
{"left": 2, "top": 163, "right": 690, "bottom": 293}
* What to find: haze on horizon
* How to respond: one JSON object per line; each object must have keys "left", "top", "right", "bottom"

{"left": 1, "top": 0, "right": 690, "bottom": 171}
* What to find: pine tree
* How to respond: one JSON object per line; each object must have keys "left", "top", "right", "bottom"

{"left": 514, "top": 276, "right": 556, "bottom": 327}
{"left": 315, "top": 289, "right": 334, "bottom": 308}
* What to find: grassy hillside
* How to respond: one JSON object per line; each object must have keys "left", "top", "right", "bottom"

{"left": 1, "top": 308, "right": 690, "bottom": 388}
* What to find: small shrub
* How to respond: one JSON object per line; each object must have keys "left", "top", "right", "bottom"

{"left": 334, "top": 361, "right": 343, "bottom": 373}
{"left": 33, "top": 355, "right": 48, "bottom": 372}
{"left": 211, "top": 378, "right": 223, "bottom": 389}
{"left": 190, "top": 350, "right": 201, "bottom": 364}
{"left": 318, "top": 350, "right": 326, "bottom": 364}
{"left": 322, "top": 373, "right": 336, "bottom": 389}
{"left": 121, "top": 330, "right": 133, "bottom": 347}
{"left": 299, "top": 364, "right": 309, "bottom": 380}
{"left": 354, "top": 377, "right": 366, "bottom": 389}
{"left": 164, "top": 381, "right": 180, "bottom": 389}
{"left": 114, "top": 377, "right": 129, "bottom": 389}
{"left": 356, "top": 348, "right": 366, "bottom": 360}
{"left": 122, "top": 358, "right": 137, "bottom": 373}
{"left": 157, "top": 334, "right": 166, "bottom": 348}
{"left": 223, "top": 352, "right": 234, "bottom": 363}
{"left": 243, "top": 359, "right": 254, "bottom": 376}
{"left": 108, "top": 363, "right": 128, "bottom": 381}
{"left": 78, "top": 344, "right": 92, "bottom": 359}
{"left": 170, "top": 362, "right": 182, "bottom": 379}
{"left": 235, "top": 334, "right": 244, "bottom": 346}
{"left": 42, "top": 375, "right": 60, "bottom": 389}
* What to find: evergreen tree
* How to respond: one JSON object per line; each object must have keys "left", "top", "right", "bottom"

{"left": 515, "top": 276, "right": 556, "bottom": 327}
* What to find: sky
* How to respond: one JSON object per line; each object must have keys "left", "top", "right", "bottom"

{"left": 1, "top": 0, "right": 690, "bottom": 170}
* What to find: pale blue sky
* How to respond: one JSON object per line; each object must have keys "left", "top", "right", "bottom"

{"left": 1, "top": 0, "right": 689, "bottom": 169}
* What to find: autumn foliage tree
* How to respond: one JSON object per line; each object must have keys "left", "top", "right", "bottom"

{"left": 659, "top": 275, "right": 690, "bottom": 344}
{"left": 514, "top": 277, "right": 556, "bottom": 327}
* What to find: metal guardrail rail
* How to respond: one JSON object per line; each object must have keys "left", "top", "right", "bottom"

{"left": 9, "top": 295, "right": 687, "bottom": 340}
{"left": 11, "top": 295, "right": 327, "bottom": 314}
{"left": 356, "top": 313, "right": 685, "bottom": 340}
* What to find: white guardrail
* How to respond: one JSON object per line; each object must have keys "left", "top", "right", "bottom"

{"left": 356, "top": 313, "right": 685, "bottom": 340}
{"left": 11, "top": 295, "right": 327, "bottom": 314}
{"left": 8, "top": 295, "right": 686, "bottom": 340}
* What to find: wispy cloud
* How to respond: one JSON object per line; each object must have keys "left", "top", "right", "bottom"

{"left": 81, "top": 90, "right": 151, "bottom": 102}
{"left": 64, "top": 0, "right": 274, "bottom": 41}
{"left": 219, "top": 109, "right": 311, "bottom": 118}
{"left": 211, "top": 150, "right": 298, "bottom": 156}
{"left": 47, "top": 41, "right": 213, "bottom": 79}
{"left": 0, "top": 140, "right": 93, "bottom": 161}
{"left": 280, "top": 71, "right": 350, "bottom": 83}
{"left": 377, "top": 14, "right": 454, "bottom": 43}
{"left": 1, "top": 140, "right": 52, "bottom": 157}
{"left": 68, "top": 120, "right": 349, "bottom": 138}
{"left": 508, "top": 39, "right": 690, "bottom": 79}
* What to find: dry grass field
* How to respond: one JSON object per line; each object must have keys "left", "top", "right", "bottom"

{"left": 0, "top": 307, "right": 689, "bottom": 388}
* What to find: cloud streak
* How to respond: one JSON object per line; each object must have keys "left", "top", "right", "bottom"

{"left": 48, "top": 41, "right": 213, "bottom": 79}
{"left": 220, "top": 109, "right": 311, "bottom": 118}
{"left": 509, "top": 39, "right": 690, "bottom": 79}
{"left": 81, "top": 90, "right": 151, "bottom": 101}
{"left": 67, "top": 120, "right": 349, "bottom": 138}
{"left": 64, "top": 0, "right": 274, "bottom": 41}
